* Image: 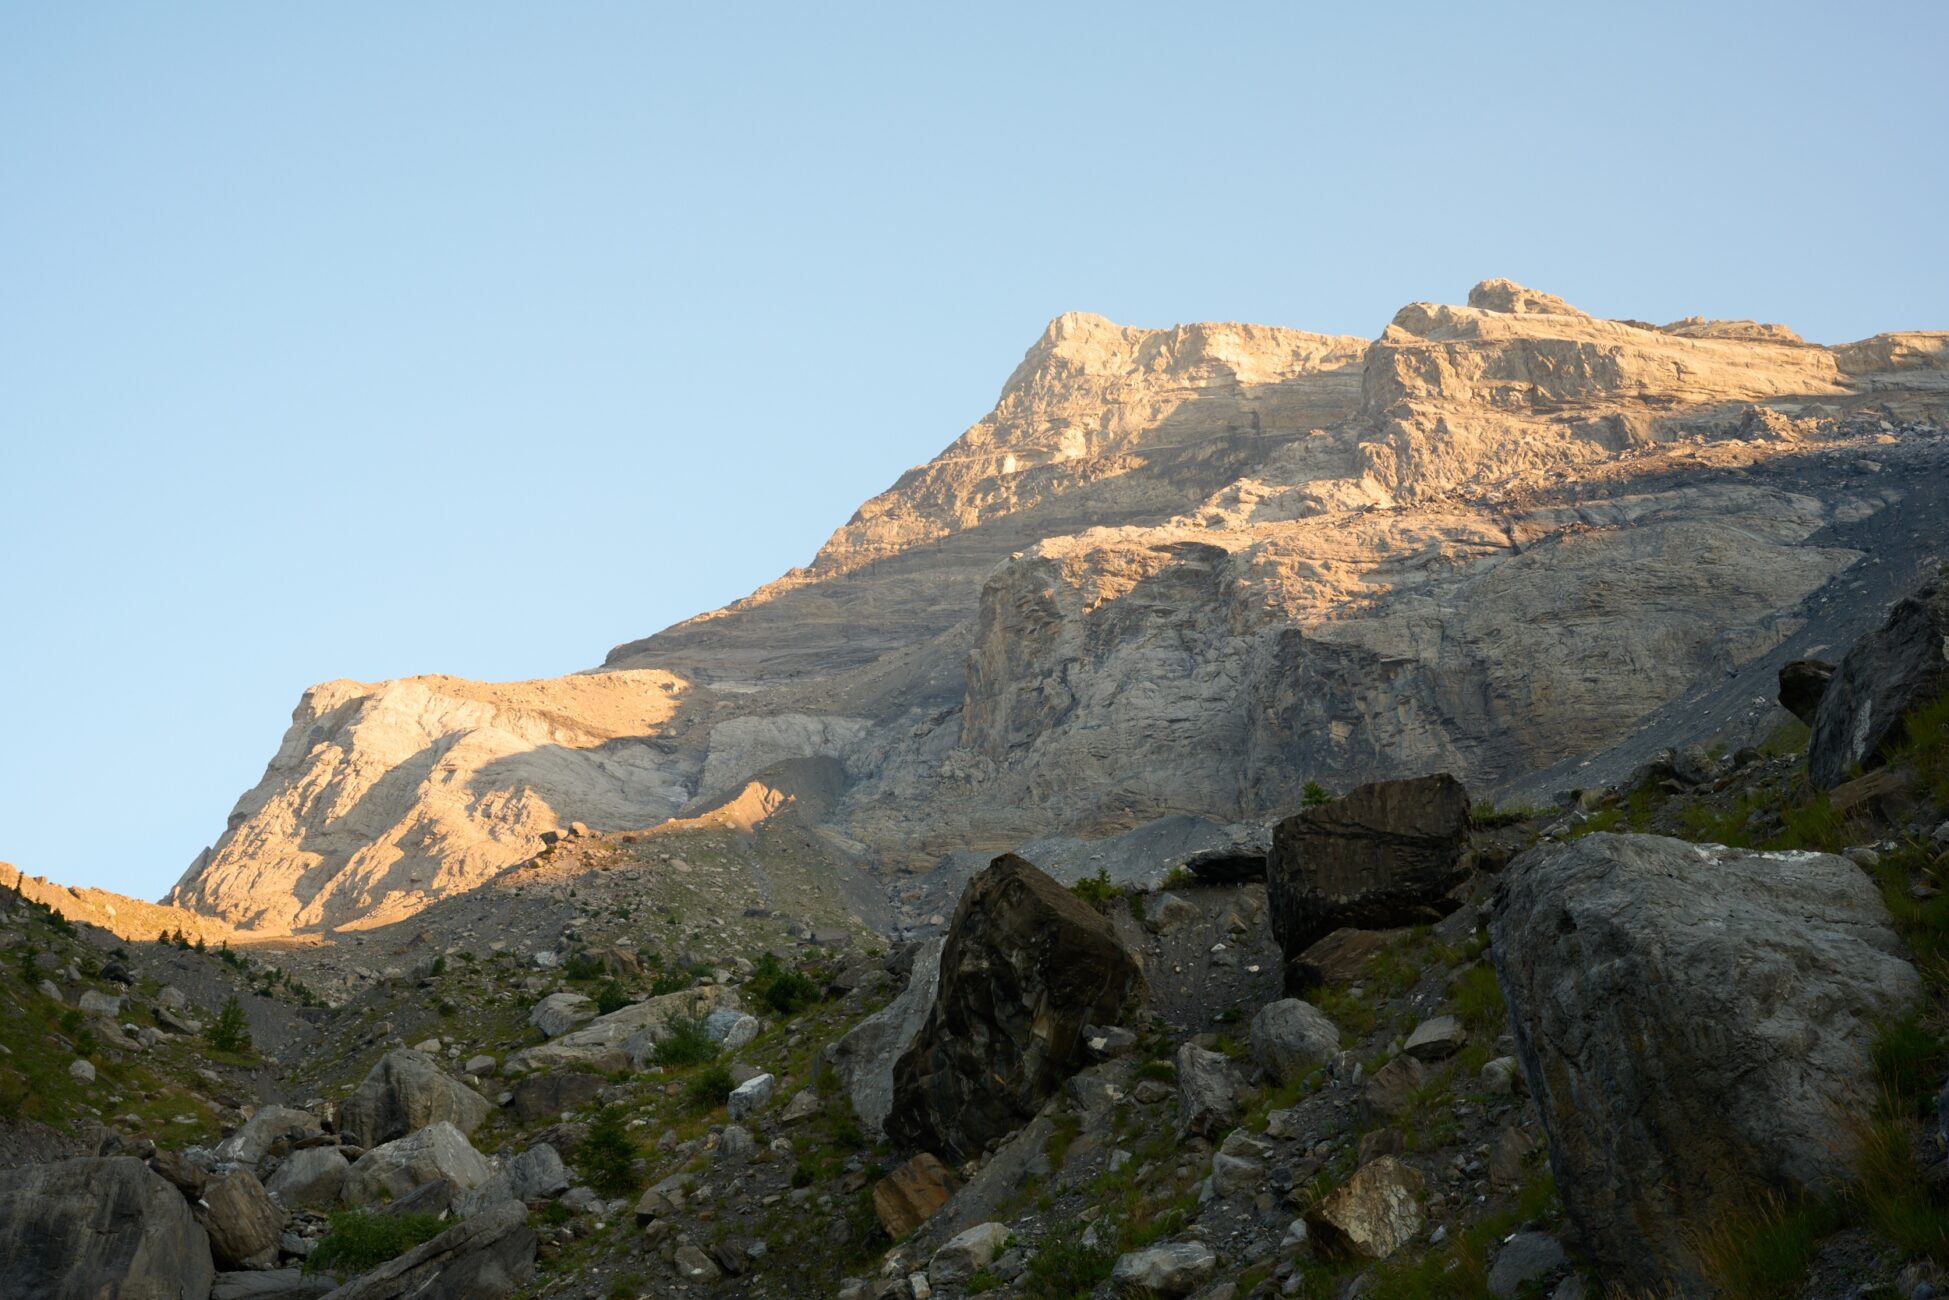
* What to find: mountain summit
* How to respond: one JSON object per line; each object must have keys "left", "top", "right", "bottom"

{"left": 166, "top": 282, "right": 1949, "bottom": 932}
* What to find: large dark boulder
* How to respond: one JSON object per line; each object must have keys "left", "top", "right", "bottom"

{"left": 0, "top": 1155, "right": 215, "bottom": 1300}
{"left": 1776, "top": 658, "right": 1834, "bottom": 726}
{"left": 1491, "top": 833, "right": 1919, "bottom": 1293}
{"left": 1267, "top": 774, "right": 1472, "bottom": 989}
{"left": 336, "top": 1050, "right": 492, "bottom": 1146}
{"left": 885, "top": 854, "right": 1146, "bottom": 1161}
{"left": 1809, "top": 575, "right": 1949, "bottom": 789}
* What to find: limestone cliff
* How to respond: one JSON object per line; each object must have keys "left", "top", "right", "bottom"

{"left": 169, "top": 283, "right": 1949, "bottom": 932}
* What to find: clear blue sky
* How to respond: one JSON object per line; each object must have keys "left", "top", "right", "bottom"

{"left": 3, "top": 3, "right": 1944, "bottom": 901}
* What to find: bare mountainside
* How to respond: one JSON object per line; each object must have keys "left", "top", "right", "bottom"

{"left": 167, "top": 281, "right": 1949, "bottom": 932}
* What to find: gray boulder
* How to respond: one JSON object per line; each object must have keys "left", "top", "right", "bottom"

{"left": 1810, "top": 575, "right": 1949, "bottom": 788}
{"left": 887, "top": 856, "right": 1145, "bottom": 1162}
{"left": 1267, "top": 774, "right": 1472, "bottom": 990}
{"left": 727, "top": 1072, "right": 774, "bottom": 1122}
{"left": 1175, "top": 1044, "right": 1236, "bottom": 1139}
{"left": 456, "top": 1144, "right": 569, "bottom": 1218}
{"left": 826, "top": 938, "right": 942, "bottom": 1135}
{"left": 527, "top": 992, "right": 594, "bottom": 1039}
{"left": 0, "top": 1156, "right": 215, "bottom": 1300}
{"left": 507, "top": 1071, "right": 605, "bottom": 1122}
{"left": 336, "top": 1050, "right": 492, "bottom": 1145}
{"left": 1491, "top": 833, "right": 1920, "bottom": 1291}
{"left": 343, "top": 1122, "right": 492, "bottom": 1206}
{"left": 218, "top": 1106, "right": 323, "bottom": 1168}
{"left": 1249, "top": 998, "right": 1340, "bottom": 1083}
{"left": 264, "top": 1147, "right": 349, "bottom": 1210}
{"left": 1488, "top": 1231, "right": 1566, "bottom": 1298}
{"left": 198, "top": 1170, "right": 284, "bottom": 1271}
{"left": 1108, "top": 1241, "right": 1216, "bottom": 1297}
{"left": 313, "top": 1199, "right": 534, "bottom": 1299}
{"left": 211, "top": 1270, "right": 334, "bottom": 1300}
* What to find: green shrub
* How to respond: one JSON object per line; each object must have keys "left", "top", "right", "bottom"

{"left": 762, "top": 970, "right": 820, "bottom": 1016}
{"left": 652, "top": 1015, "right": 718, "bottom": 1067}
{"left": 563, "top": 951, "right": 603, "bottom": 982}
{"left": 1020, "top": 1229, "right": 1114, "bottom": 1298}
{"left": 304, "top": 1210, "right": 446, "bottom": 1275}
{"left": 1302, "top": 781, "right": 1332, "bottom": 806}
{"left": 649, "top": 971, "right": 690, "bottom": 997}
{"left": 682, "top": 1063, "right": 735, "bottom": 1112}
{"left": 207, "top": 995, "right": 251, "bottom": 1053}
{"left": 577, "top": 1105, "right": 641, "bottom": 1196}
{"left": 1068, "top": 868, "right": 1119, "bottom": 909}
{"left": 595, "top": 979, "right": 630, "bottom": 1016}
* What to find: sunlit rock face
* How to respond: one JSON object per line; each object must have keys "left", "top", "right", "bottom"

{"left": 170, "top": 282, "right": 1949, "bottom": 931}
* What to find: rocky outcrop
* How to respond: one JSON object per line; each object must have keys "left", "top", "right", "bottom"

{"left": 1267, "top": 775, "right": 1472, "bottom": 985}
{"left": 886, "top": 855, "right": 1145, "bottom": 1161}
{"left": 316, "top": 1199, "right": 534, "bottom": 1300}
{"left": 0, "top": 1156, "right": 215, "bottom": 1300}
{"left": 1810, "top": 575, "right": 1949, "bottom": 788}
{"left": 1490, "top": 833, "right": 1920, "bottom": 1291}
{"left": 336, "top": 1050, "right": 492, "bottom": 1146}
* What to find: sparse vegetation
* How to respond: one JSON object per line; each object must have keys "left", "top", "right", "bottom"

{"left": 304, "top": 1209, "right": 447, "bottom": 1276}
{"left": 651, "top": 1014, "right": 718, "bottom": 1067}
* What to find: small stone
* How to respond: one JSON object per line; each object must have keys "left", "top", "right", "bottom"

{"left": 1403, "top": 1014, "right": 1467, "bottom": 1062}
{"left": 673, "top": 1243, "right": 720, "bottom": 1282}
{"left": 69, "top": 1059, "right": 95, "bottom": 1083}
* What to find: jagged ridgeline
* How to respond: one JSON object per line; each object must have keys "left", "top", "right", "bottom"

{"left": 165, "top": 280, "right": 1949, "bottom": 934}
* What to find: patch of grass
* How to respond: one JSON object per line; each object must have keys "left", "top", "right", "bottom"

{"left": 1021, "top": 1231, "right": 1114, "bottom": 1300}
{"left": 1768, "top": 794, "right": 1846, "bottom": 853}
{"left": 1306, "top": 984, "right": 1377, "bottom": 1038}
{"left": 651, "top": 1015, "right": 719, "bottom": 1067}
{"left": 1690, "top": 1190, "right": 1837, "bottom": 1300}
{"left": 1850, "top": 1101, "right": 1949, "bottom": 1261}
{"left": 649, "top": 971, "right": 690, "bottom": 996}
{"left": 1448, "top": 963, "right": 1506, "bottom": 1034}
{"left": 1302, "top": 781, "right": 1332, "bottom": 807}
{"left": 304, "top": 1210, "right": 447, "bottom": 1276}
{"left": 1567, "top": 806, "right": 1624, "bottom": 838}
{"left": 1044, "top": 1113, "right": 1082, "bottom": 1170}
{"left": 1891, "top": 688, "right": 1949, "bottom": 805}
{"left": 1872, "top": 1011, "right": 1949, "bottom": 1111}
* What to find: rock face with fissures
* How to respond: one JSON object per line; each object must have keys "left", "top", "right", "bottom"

{"left": 1491, "top": 832, "right": 1920, "bottom": 1293}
